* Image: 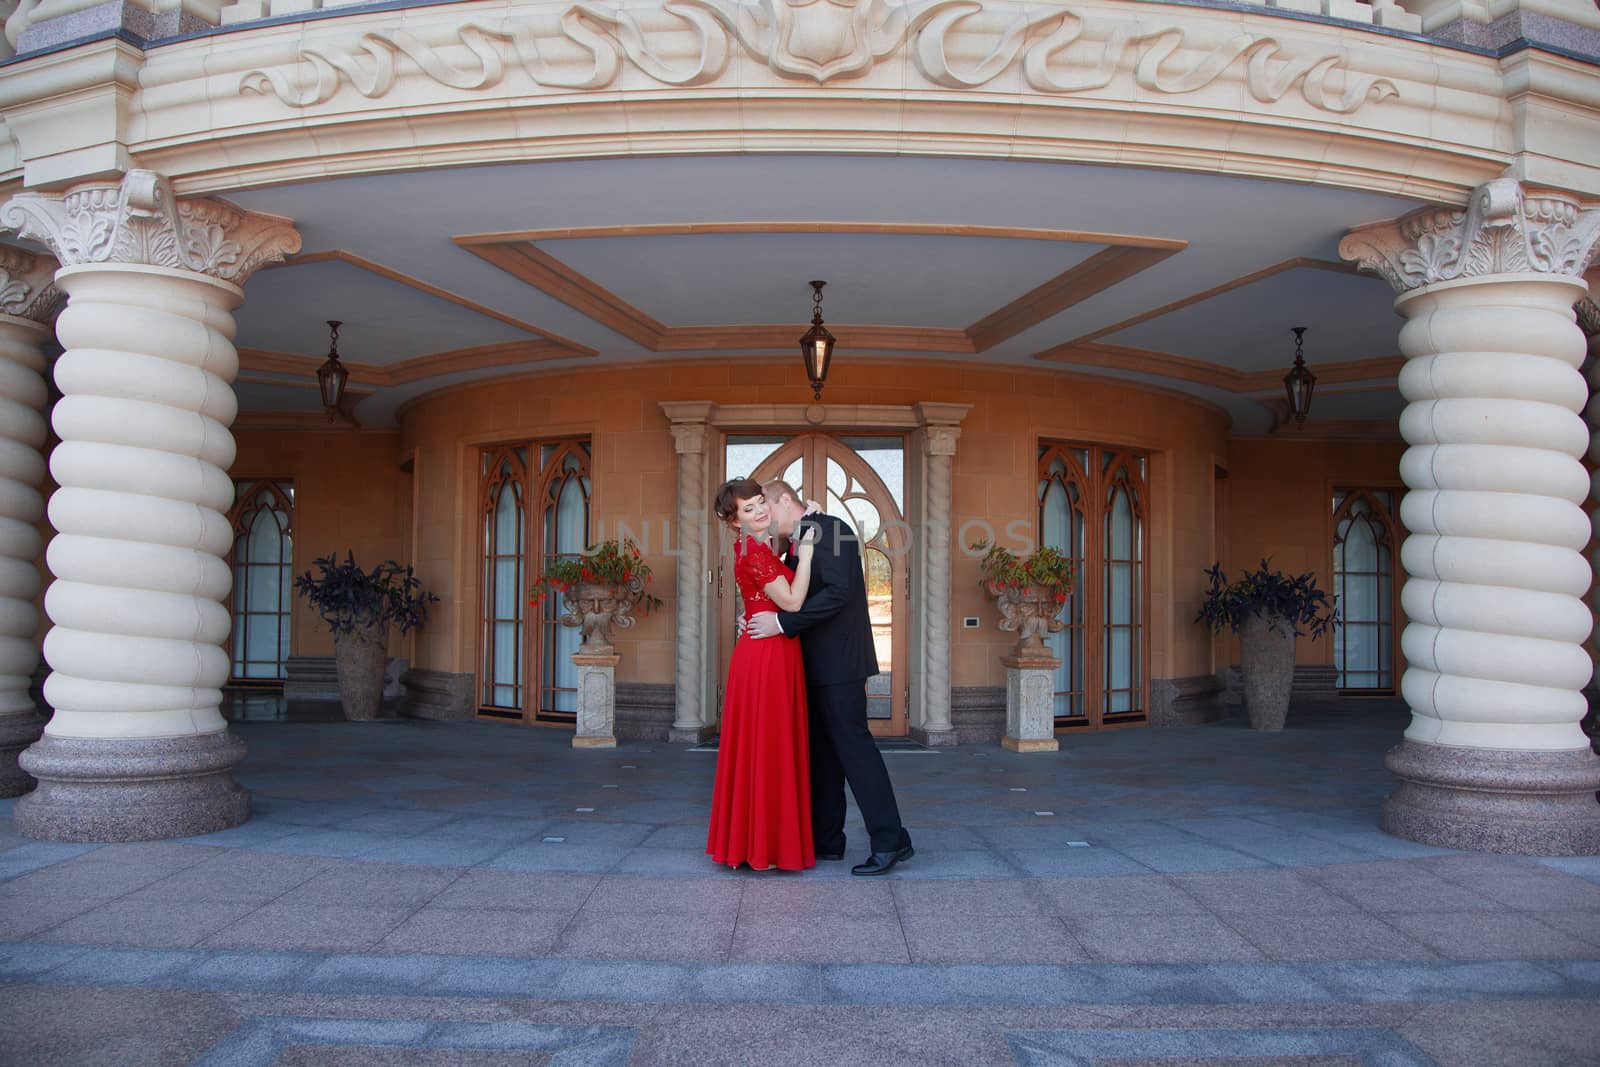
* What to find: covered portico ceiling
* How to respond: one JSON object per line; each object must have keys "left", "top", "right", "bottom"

{"left": 222, "top": 153, "right": 1424, "bottom": 432}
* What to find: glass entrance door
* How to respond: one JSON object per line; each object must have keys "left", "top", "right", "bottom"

{"left": 721, "top": 433, "right": 908, "bottom": 735}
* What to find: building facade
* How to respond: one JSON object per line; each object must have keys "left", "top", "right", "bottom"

{"left": 0, "top": 0, "right": 1598, "bottom": 852}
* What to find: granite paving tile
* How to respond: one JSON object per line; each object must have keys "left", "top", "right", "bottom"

{"left": 1001, "top": 847, "right": 1155, "bottom": 877}
{"left": 0, "top": 888, "right": 107, "bottom": 939}
{"left": 1169, "top": 869, "right": 1360, "bottom": 913}
{"left": 729, "top": 914, "right": 911, "bottom": 964}
{"left": 1398, "top": 998, "right": 1600, "bottom": 1067}
{"left": 1525, "top": 908, "right": 1600, "bottom": 948}
{"left": 427, "top": 869, "right": 599, "bottom": 912}
{"left": 482, "top": 843, "right": 629, "bottom": 874}
{"left": 580, "top": 875, "right": 742, "bottom": 915}
{"left": 1031, "top": 874, "right": 1209, "bottom": 915}
{"left": 273, "top": 861, "right": 462, "bottom": 908}
{"left": 1380, "top": 910, "right": 1597, "bottom": 960}
{"left": 1065, "top": 914, "right": 1267, "bottom": 963}
{"left": 1299, "top": 862, "right": 1502, "bottom": 913}
{"left": 126, "top": 852, "right": 333, "bottom": 903}
{"left": 890, "top": 878, "right": 1052, "bottom": 918}
{"left": 1218, "top": 911, "right": 1441, "bottom": 962}
{"left": 554, "top": 909, "right": 735, "bottom": 962}
{"left": 199, "top": 902, "right": 417, "bottom": 952}
{"left": 738, "top": 878, "right": 895, "bottom": 919}
{"left": 900, "top": 913, "right": 1089, "bottom": 964}
{"left": 1455, "top": 870, "right": 1600, "bottom": 911}
{"left": 0, "top": 859, "right": 176, "bottom": 901}
{"left": 29, "top": 898, "right": 262, "bottom": 949}
{"left": 1114, "top": 842, "right": 1274, "bottom": 874}
{"left": 376, "top": 907, "right": 573, "bottom": 956}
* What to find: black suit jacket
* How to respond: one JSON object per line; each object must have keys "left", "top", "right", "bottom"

{"left": 776, "top": 511, "right": 879, "bottom": 687}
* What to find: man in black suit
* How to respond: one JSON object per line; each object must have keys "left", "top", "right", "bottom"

{"left": 745, "top": 479, "right": 913, "bottom": 876}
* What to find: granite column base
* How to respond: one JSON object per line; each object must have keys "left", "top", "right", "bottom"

{"left": 909, "top": 726, "right": 959, "bottom": 747}
{"left": 1381, "top": 739, "right": 1600, "bottom": 856}
{"left": 15, "top": 731, "right": 250, "bottom": 842}
{"left": 0, "top": 711, "right": 44, "bottom": 797}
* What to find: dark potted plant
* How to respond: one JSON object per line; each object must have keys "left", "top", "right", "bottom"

{"left": 1196, "top": 560, "right": 1337, "bottom": 730}
{"left": 530, "top": 538, "right": 663, "bottom": 654}
{"left": 294, "top": 553, "right": 438, "bottom": 720}
{"left": 971, "top": 540, "right": 1075, "bottom": 661}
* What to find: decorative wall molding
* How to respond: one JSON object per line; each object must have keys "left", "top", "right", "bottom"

{"left": 238, "top": 0, "right": 1400, "bottom": 115}
{"left": 0, "top": 245, "right": 61, "bottom": 324}
{"left": 0, "top": 170, "right": 300, "bottom": 284}
{"left": 1341, "top": 178, "right": 1600, "bottom": 294}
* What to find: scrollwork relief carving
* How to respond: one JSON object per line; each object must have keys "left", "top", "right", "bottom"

{"left": 0, "top": 246, "right": 61, "bottom": 324}
{"left": 239, "top": 0, "right": 1398, "bottom": 116}
{"left": 1340, "top": 179, "right": 1600, "bottom": 294}
{"left": 0, "top": 170, "right": 301, "bottom": 286}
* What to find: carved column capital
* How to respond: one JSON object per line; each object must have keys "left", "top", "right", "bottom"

{"left": 1577, "top": 297, "right": 1600, "bottom": 339}
{"left": 0, "top": 246, "right": 62, "bottom": 325}
{"left": 924, "top": 425, "right": 961, "bottom": 458}
{"left": 1340, "top": 179, "right": 1600, "bottom": 295}
{"left": 0, "top": 170, "right": 300, "bottom": 286}
{"left": 669, "top": 422, "right": 709, "bottom": 456}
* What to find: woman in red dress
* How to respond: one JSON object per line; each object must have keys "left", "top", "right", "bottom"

{"left": 706, "top": 477, "right": 816, "bottom": 872}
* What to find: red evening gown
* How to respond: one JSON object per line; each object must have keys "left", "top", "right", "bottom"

{"left": 706, "top": 537, "right": 815, "bottom": 871}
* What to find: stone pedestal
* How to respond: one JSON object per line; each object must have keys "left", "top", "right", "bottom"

{"left": 1001, "top": 653, "right": 1059, "bottom": 753}
{"left": 1, "top": 170, "right": 299, "bottom": 841}
{"left": 0, "top": 249, "right": 58, "bottom": 796}
{"left": 1342, "top": 179, "right": 1600, "bottom": 855}
{"left": 572, "top": 652, "right": 620, "bottom": 748}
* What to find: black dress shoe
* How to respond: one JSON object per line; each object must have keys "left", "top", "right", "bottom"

{"left": 851, "top": 845, "right": 914, "bottom": 876}
{"left": 816, "top": 851, "right": 845, "bottom": 862}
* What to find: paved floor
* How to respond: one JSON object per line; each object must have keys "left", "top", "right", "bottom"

{"left": 2, "top": 699, "right": 1598, "bottom": 1065}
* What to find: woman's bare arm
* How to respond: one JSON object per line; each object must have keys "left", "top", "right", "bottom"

{"left": 761, "top": 536, "right": 815, "bottom": 613}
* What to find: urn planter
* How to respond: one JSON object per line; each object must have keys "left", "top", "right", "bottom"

{"left": 559, "top": 576, "right": 650, "bottom": 654}
{"left": 1239, "top": 611, "right": 1296, "bottom": 731}
{"left": 983, "top": 580, "right": 1069, "bottom": 661}
{"left": 333, "top": 624, "right": 388, "bottom": 721}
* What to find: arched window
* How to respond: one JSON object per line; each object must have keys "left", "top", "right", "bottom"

{"left": 477, "top": 439, "right": 591, "bottom": 723}
{"left": 480, "top": 448, "right": 527, "bottom": 710}
{"left": 1037, "top": 444, "right": 1149, "bottom": 728}
{"left": 1333, "top": 489, "right": 1399, "bottom": 692}
{"left": 228, "top": 480, "right": 294, "bottom": 683}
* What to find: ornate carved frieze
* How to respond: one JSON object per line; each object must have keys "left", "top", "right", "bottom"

{"left": 0, "top": 246, "right": 61, "bottom": 324}
{"left": 1340, "top": 179, "right": 1600, "bottom": 295}
{"left": 0, "top": 170, "right": 301, "bottom": 285}
{"left": 240, "top": 0, "right": 1398, "bottom": 115}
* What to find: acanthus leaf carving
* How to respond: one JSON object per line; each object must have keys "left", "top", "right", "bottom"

{"left": 0, "top": 170, "right": 301, "bottom": 286}
{"left": 0, "top": 245, "right": 62, "bottom": 324}
{"left": 238, "top": 0, "right": 1398, "bottom": 117}
{"left": 1340, "top": 179, "right": 1600, "bottom": 294}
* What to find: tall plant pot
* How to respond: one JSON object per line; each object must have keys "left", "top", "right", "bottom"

{"left": 333, "top": 624, "right": 387, "bottom": 721}
{"left": 1239, "top": 612, "right": 1295, "bottom": 731}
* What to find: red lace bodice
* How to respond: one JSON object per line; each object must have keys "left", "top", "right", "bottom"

{"left": 734, "top": 537, "right": 791, "bottom": 612}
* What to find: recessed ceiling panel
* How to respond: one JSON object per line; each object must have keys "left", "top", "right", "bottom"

{"left": 235, "top": 260, "right": 536, "bottom": 362}
{"left": 1106, "top": 268, "right": 1399, "bottom": 370}
{"left": 1297, "top": 388, "right": 1405, "bottom": 422}
{"left": 234, "top": 380, "right": 327, "bottom": 413}
{"left": 535, "top": 233, "right": 1100, "bottom": 328}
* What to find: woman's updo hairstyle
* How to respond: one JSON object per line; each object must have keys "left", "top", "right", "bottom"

{"left": 713, "top": 478, "right": 765, "bottom": 525}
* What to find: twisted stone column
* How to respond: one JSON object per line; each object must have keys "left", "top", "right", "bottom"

{"left": 912, "top": 414, "right": 961, "bottom": 745}
{"left": 0, "top": 248, "right": 60, "bottom": 796}
{"left": 662, "top": 404, "right": 713, "bottom": 743}
{"left": 1, "top": 170, "right": 300, "bottom": 841}
{"left": 1341, "top": 179, "right": 1600, "bottom": 855}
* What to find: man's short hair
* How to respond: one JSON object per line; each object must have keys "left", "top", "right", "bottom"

{"left": 762, "top": 479, "right": 801, "bottom": 507}
{"left": 713, "top": 477, "right": 765, "bottom": 523}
